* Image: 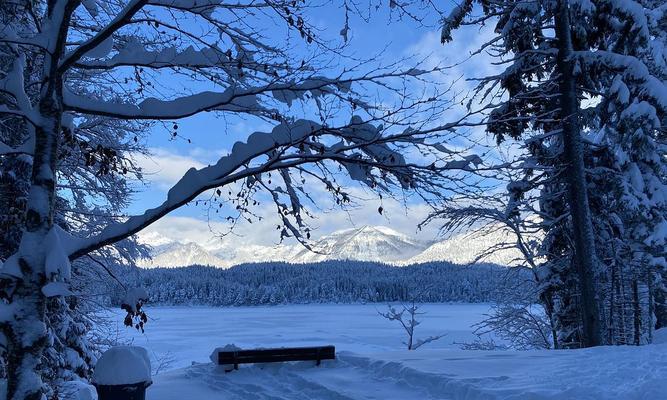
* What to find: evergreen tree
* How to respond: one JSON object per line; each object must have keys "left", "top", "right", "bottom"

{"left": 438, "top": 0, "right": 667, "bottom": 347}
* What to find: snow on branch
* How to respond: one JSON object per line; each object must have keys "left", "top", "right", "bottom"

{"left": 74, "top": 44, "right": 232, "bottom": 70}
{"left": 63, "top": 76, "right": 355, "bottom": 120}
{"left": 63, "top": 87, "right": 264, "bottom": 119}
{"left": 0, "top": 55, "right": 38, "bottom": 127}
{"left": 66, "top": 111, "right": 482, "bottom": 260}
{"left": 58, "top": 0, "right": 147, "bottom": 72}
{"left": 66, "top": 118, "right": 388, "bottom": 258}
{"left": 576, "top": 51, "right": 667, "bottom": 112}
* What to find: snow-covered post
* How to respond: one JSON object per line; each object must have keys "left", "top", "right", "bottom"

{"left": 92, "top": 346, "right": 152, "bottom": 400}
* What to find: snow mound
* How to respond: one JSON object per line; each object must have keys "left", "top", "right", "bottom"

{"left": 209, "top": 344, "right": 242, "bottom": 363}
{"left": 654, "top": 328, "right": 667, "bottom": 344}
{"left": 92, "top": 346, "right": 151, "bottom": 385}
{"left": 62, "top": 381, "right": 97, "bottom": 400}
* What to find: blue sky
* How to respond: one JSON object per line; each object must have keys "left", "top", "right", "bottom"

{"left": 127, "top": 3, "right": 500, "bottom": 246}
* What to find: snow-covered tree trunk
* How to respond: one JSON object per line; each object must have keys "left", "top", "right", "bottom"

{"left": 6, "top": 113, "right": 61, "bottom": 400}
{"left": 554, "top": 0, "right": 602, "bottom": 347}
{"left": 4, "top": 2, "right": 77, "bottom": 398}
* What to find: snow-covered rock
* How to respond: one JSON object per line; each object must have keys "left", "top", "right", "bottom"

{"left": 92, "top": 346, "right": 152, "bottom": 386}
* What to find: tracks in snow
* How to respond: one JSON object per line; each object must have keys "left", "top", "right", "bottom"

{"left": 179, "top": 353, "right": 499, "bottom": 400}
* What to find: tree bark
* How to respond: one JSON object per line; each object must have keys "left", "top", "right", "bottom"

{"left": 633, "top": 279, "right": 641, "bottom": 346}
{"left": 554, "top": 0, "right": 603, "bottom": 347}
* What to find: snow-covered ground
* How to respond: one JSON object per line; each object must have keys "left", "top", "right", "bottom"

{"left": 105, "top": 304, "right": 667, "bottom": 399}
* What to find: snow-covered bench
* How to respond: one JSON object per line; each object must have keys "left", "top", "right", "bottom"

{"left": 216, "top": 345, "right": 336, "bottom": 371}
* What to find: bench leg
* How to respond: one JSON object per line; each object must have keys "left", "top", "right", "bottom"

{"left": 234, "top": 363, "right": 239, "bottom": 370}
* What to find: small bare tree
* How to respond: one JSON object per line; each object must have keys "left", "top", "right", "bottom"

{"left": 378, "top": 302, "right": 446, "bottom": 350}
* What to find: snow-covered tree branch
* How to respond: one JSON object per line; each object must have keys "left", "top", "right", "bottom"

{"left": 0, "top": 1, "right": 486, "bottom": 398}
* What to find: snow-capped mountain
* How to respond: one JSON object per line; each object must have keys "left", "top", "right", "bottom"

{"left": 137, "top": 240, "right": 231, "bottom": 268}
{"left": 136, "top": 225, "right": 522, "bottom": 268}
{"left": 291, "top": 225, "right": 430, "bottom": 263}
{"left": 404, "top": 228, "right": 522, "bottom": 266}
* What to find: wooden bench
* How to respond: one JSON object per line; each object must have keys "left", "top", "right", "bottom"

{"left": 217, "top": 345, "right": 335, "bottom": 371}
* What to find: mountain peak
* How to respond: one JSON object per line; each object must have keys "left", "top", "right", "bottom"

{"left": 136, "top": 224, "right": 521, "bottom": 269}
{"left": 291, "top": 225, "right": 427, "bottom": 263}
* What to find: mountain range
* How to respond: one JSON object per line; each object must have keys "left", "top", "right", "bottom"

{"left": 136, "top": 225, "right": 521, "bottom": 268}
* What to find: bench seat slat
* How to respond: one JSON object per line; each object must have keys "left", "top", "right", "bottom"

{"left": 217, "top": 345, "right": 335, "bottom": 366}
{"left": 221, "top": 346, "right": 334, "bottom": 358}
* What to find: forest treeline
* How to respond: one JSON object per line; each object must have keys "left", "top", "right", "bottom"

{"left": 113, "top": 261, "right": 531, "bottom": 306}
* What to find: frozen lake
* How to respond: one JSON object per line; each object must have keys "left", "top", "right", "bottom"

{"left": 107, "top": 303, "right": 492, "bottom": 370}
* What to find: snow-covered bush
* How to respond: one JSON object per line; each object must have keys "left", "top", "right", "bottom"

{"left": 60, "top": 381, "right": 98, "bottom": 400}
{"left": 474, "top": 303, "right": 553, "bottom": 350}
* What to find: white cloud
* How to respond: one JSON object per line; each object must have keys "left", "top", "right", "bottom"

{"left": 133, "top": 147, "right": 229, "bottom": 190}
{"left": 134, "top": 148, "right": 205, "bottom": 190}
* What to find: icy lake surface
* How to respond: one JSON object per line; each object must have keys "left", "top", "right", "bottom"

{"left": 108, "top": 303, "right": 490, "bottom": 369}
{"left": 103, "top": 304, "right": 667, "bottom": 399}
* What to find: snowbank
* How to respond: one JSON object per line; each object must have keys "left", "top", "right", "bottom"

{"left": 654, "top": 327, "right": 667, "bottom": 344}
{"left": 148, "top": 343, "right": 667, "bottom": 399}
{"left": 209, "top": 344, "right": 242, "bottom": 363}
{"left": 92, "top": 346, "right": 151, "bottom": 386}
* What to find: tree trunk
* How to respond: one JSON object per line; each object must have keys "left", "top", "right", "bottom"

{"left": 608, "top": 259, "right": 616, "bottom": 343}
{"left": 4, "top": 2, "right": 78, "bottom": 397}
{"left": 5, "top": 278, "right": 49, "bottom": 400}
{"left": 539, "top": 291, "right": 560, "bottom": 349}
{"left": 653, "top": 270, "right": 667, "bottom": 330}
{"left": 6, "top": 99, "right": 63, "bottom": 399}
{"left": 554, "top": 0, "right": 603, "bottom": 347}
{"left": 6, "top": 120, "right": 60, "bottom": 399}
{"left": 647, "top": 269, "right": 654, "bottom": 343}
{"left": 633, "top": 279, "right": 641, "bottom": 346}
